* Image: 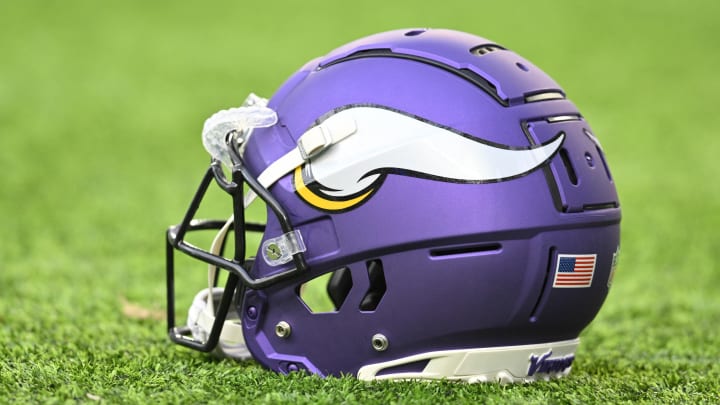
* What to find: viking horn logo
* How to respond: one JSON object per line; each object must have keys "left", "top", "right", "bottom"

{"left": 294, "top": 106, "right": 564, "bottom": 212}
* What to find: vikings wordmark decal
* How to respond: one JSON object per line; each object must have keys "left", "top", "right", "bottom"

{"left": 527, "top": 350, "right": 575, "bottom": 376}
{"left": 293, "top": 106, "right": 565, "bottom": 212}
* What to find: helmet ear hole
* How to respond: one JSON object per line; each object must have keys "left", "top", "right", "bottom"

{"left": 298, "top": 268, "right": 353, "bottom": 313}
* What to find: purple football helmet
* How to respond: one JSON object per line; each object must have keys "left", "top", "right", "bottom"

{"left": 166, "top": 28, "right": 621, "bottom": 383}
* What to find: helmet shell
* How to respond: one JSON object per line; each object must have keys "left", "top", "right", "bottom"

{"left": 240, "top": 28, "right": 620, "bottom": 377}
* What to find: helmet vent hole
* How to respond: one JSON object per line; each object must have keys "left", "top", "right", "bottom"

{"left": 298, "top": 267, "right": 352, "bottom": 313}
{"left": 327, "top": 267, "right": 353, "bottom": 310}
{"left": 430, "top": 243, "right": 502, "bottom": 257}
{"left": 470, "top": 44, "right": 504, "bottom": 56}
{"left": 404, "top": 29, "right": 426, "bottom": 36}
{"left": 376, "top": 359, "right": 430, "bottom": 376}
{"left": 359, "top": 260, "right": 387, "bottom": 312}
{"left": 559, "top": 148, "right": 578, "bottom": 186}
{"left": 516, "top": 62, "right": 529, "bottom": 72}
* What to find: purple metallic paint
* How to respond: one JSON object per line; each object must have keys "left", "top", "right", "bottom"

{"left": 239, "top": 29, "right": 620, "bottom": 377}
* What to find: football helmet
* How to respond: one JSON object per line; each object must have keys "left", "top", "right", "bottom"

{"left": 165, "top": 28, "right": 621, "bottom": 383}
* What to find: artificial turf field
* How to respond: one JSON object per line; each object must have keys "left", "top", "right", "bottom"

{"left": 1, "top": 0, "right": 719, "bottom": 403}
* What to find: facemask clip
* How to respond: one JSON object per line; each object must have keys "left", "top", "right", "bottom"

{"left": 262, "top": 230, "right": 307, "bottom": 266}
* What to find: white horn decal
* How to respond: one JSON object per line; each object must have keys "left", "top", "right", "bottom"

{"left": 294, "top": 106, "right": 564, "bottom": 212}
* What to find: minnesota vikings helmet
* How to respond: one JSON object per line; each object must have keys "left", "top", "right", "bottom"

{"left": 165, "top": 28, "right": 621, "bottom": 383}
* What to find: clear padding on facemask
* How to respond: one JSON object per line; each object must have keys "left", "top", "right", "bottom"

{"left": 261, "top": 230, "right": 307, "bottom": 266}
{"left": 201, "top": 93, "right": 277, "bottom": 167}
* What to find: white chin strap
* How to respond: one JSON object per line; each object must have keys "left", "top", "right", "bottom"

{"left": 186, "top": 286, "right": 251, "bottom": 360}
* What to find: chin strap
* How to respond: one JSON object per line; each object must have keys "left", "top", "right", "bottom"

{"left": 186, "top": 287, "right": 251, "bottom": 360}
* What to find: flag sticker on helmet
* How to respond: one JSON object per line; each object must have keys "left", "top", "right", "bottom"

{"left": 293, "top": 106, "right": 565, "bottom": 212}
{"left": 552, "top": 254, "right": 597, "bottom": 288}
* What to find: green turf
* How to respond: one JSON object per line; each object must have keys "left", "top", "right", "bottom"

{"left": 1, "top": 0, "right": 719, "bottom": 403}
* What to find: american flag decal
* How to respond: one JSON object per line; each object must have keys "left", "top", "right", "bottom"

{"left": 553, "top": 254, "right": 597, "bottom": 288}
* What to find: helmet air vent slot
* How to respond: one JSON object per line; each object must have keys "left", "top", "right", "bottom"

{"left": 359, "top": 260, "right": 387, "bottom": 312}
{"left": 470, "top": 44, "right": 505, "bottom": 56}
{"left": 430, "top": 243, "right": 502, "bottom": 258}
{"left": 327, "top": 267, "right": 353, "bottom": 310}
{"left": 559, "top": 148, "right": 578, "bottom": 186}
{"left": 375, "top": 359, "right": 430, "bottom": 376}
{"left": 298, "top": 267, "right": 352, "bottom": 313}
{"left": 525, "top": 91, "right": 565, "bottom": 103}
{"left": 404, "top": 29, "right": 427, "bottom": 37}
